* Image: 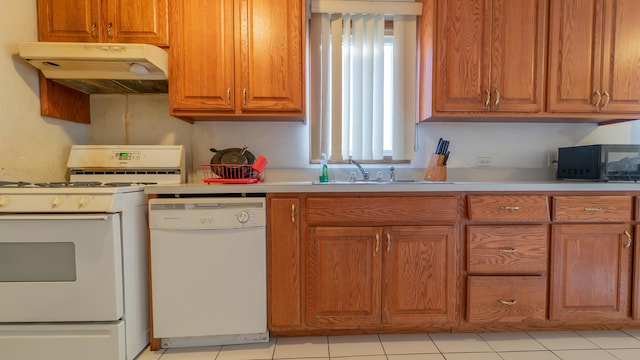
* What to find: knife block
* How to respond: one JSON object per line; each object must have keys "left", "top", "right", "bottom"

{"left": 424, "top": 154, "right": 447, "bottom": 181}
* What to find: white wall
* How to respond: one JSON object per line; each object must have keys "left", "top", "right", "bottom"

{"left": 0, "top": 2, "right": 87, "bottom": 182}
{"left": 88, "top": 94, "right": 640, "bottom": 182}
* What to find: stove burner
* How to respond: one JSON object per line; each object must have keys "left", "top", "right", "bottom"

{"left": 102, "top": 182, "right": 158, "bottom": 187}
{"left": 103, "top": 182, "right": 134, "bottom": 187}
{"left": 1, "top": 180, "right": 157, "bottom": 188}
{"left": 33, "top": 181, "right": 105, "bottom": 188}
{"left": 0, "top": 181, "right": 32, "bottom": 187}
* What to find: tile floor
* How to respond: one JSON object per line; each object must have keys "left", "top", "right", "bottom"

{"left": 135, "top": 329, "right": 640, "bottom": 360}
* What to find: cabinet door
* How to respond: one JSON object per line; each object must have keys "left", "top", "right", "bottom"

{"left": 634, "top": 225, "right": 639, "bottom": 320}
{"left": 599, "top": 0, "right": 640, "bottom": 113}
{"left": 267, "top": 197, "right": 301, "bottom": 329}
{"left": 550, "top": 223, "right": 633, "bottom": 321}
{"left": 435, "top": 0, "right": 491, "bottom": 112}
{"left": 169, "top": 0, "right": 235, "bottom": 114}
{"left": 104, "top": 0, "right": 168, "bottom": 46}
{"left": 382, "top": 226, "right": 457, "bottom": 325}
{"left": 237, "top": 0, "right": 304, "bottom": 112}
{"left": 489, "top": 0, "right": 546, "bottom": 112}
{"left": 547, "top": 0, "right": 601, "bottom": 113}
{"left": 37, "top": 0, "right": 100, "bottom": 42}
{"left": 306, "top": 227, "right": 382, "bottom": 326}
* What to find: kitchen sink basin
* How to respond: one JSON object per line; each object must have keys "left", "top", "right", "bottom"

{"left": 312, "top": 179, "right": 454, "bottom": 185}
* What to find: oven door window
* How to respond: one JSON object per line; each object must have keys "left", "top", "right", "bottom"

{"left": 0, "top": 214, "right": 124, "bottom": 322}
{"left": 0, "top": 242, "right": 76, "bottom": 282}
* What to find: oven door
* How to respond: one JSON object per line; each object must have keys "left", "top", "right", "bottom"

{"left": 0, "top": 214, "right": 123, "bottom": 322}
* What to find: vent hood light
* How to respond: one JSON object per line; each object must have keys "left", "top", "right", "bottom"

{"left": 17, "top": 42, "right": 168, "bottom": 94}
{"left": 130, "top": 63, "right": 150, "bottom": 76}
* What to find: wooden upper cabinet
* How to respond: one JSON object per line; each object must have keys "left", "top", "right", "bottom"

{"left": 38, "top": 0, "right": 168, "bottom": 46}
{"left": 37, "top": 0, "right": 98, "bottom": 42}
{"left": 104, "top": 0, "right": 168, "bottom": 46}
{"left": 548, "top": 0, "right": 640, "bottom": 114}
{"left": 434, "top": 0, "right": 546, "bottom": 113}
{"left": 169, "top": 0, "right": 235, "bottom": 113}
{"left": 238, "top": 0, "right": 304, "bottom": 113}
{"left": 169, "top": 0, "right": 305, "bottom": 120}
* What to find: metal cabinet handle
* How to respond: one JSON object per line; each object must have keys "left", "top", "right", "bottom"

{"left": 494, "top": 89, "right": 501, "bottom": 107}
{"left": 290, "top": 204, "right": 295, "bottom": 224}
{"left": 227, "top": 88, "right": 231, "bottom": 105}
{"left": 91, "top": 23, "right": 97, "bottom": 39}
{"left": 375, "top": 233, "right": 380, "bottom": 254}
{"left": 499, "top": 206, "right": 520, "bottom": 211}
{"left": 107, "top": 22, "right": 113, "bottom": 39}
{"left": 593, "top": 91, "right": 602, "bottom": 107}
{"left": 499, "top": 248, "right": 518, "bottom": 253}
{"left": 602, "top": 91, "right": 610, "bottom": 108}
{"left": 499, "top": 299, "right": 517, "bottom": 306}
{"left": 624, "top": 230, "right": 632, "bottom": 249}
{"left": 242, "top": 88, "right": 247, "bottom": 106}
{"left": 484, "top": 90, "right": 491, "bottom": 107}
{"left": 584, "top": 207, "right": 602, "bottom": 212}
{"left": 386, "top": 232, "right": 391, "bottom": 252}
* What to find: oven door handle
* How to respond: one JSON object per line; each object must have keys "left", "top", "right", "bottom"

{"left": 0, "top": 215, "right": 110, "bottom": 221}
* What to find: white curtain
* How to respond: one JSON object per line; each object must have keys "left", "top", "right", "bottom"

{"left": 310, "top": 0, "right": 420, "bottom": 161}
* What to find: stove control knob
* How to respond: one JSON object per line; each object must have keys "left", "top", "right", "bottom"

{"left": 77, "top": 196, "right": 90, "bottom": 208}
{"left": 0, "top": 196, "right": 9, "bottom": 208}
{"left": 51, "top": 196, "right": 63, "bottom": 209}
{"left": 236, "top": 210, "right": 250, "bottom": 224}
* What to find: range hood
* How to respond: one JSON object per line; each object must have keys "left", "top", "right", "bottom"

{"left": 18, "top": 42, "right": 168, "bottom": 94}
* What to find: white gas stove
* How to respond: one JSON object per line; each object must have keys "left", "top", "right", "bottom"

{"left": 0, "top": 145, "right": 184, "bottom": 212}
{"left": 0, "top": 145, "right": 184, "bottom": 360}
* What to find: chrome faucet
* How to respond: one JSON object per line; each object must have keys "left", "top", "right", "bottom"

{"left": 350, "top": 159, "right": 369, "bottom": 180}
{"left": 388, "top": 166, "right": 396, "bottom": 182}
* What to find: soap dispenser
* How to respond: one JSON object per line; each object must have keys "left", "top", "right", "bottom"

{"left": 319, "top": 153, "right": 329, "bottom": 182}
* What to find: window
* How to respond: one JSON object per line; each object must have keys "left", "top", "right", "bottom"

{"left": 309, "top": 0, "right": 423, "bottom": 163}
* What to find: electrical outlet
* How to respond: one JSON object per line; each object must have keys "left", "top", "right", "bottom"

{"left": 547, "top": 151, "right": 558, "bottom": 168}
{"left": 477, "top": 157, "right": 492, "bottom": 167}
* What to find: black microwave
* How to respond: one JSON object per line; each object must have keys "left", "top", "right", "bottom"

{"left": 557, "top": 144, "right": 640, "bottom": 182}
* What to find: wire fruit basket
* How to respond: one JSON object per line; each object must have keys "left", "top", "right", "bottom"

{"left": 201, "top": 155, "right": 267, "bottom": 184}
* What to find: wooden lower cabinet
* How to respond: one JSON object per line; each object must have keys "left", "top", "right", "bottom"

{"left": 550, "top": 223, "right": 633, "bottom": 321}
{"left": 306, "top": 226, "right": 382, "bottom": 326}
{"left": 382, "top": 226, "right": 457, "bottom": 325}
{"left": 634, "top": 224, "right": 640, "bottom": 320}
{"left": 467, "top": 225, "right": 548, "bottom": 274}
{"left": 467, "top": 276, "right": 547, "bottom": 323}
{"left": 306, "top": 225, "right": 457, "bottom": 328}
{"left": 267, "top": 196, "right": 301, "bottom": 329}
{"left": 268, "top": 192, "right": 640, "bottom": 334}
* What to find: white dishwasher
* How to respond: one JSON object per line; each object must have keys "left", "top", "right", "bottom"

{"left": 149, "top": 196, "right": 268, "bottom": 349}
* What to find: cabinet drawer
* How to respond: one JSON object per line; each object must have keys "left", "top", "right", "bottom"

{"left": 553, "top": 196, "right": 633, "bottom": 221}
{"left": 467, "top": 276, "right": 547, "bottom": 323}
{"left": 467, "top": 225, "right": 548, "bottom": 274}
{"left": 306, "top": 196, "right": 459, "bottom": 225}
{"left": 467, "top": 195, "right": 549, "bottom": 222}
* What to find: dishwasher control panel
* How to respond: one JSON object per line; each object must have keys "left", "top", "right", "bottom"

{"left": 149, "top": 197, "right": 265, "bottom": 230}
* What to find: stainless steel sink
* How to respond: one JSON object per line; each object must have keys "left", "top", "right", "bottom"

{"left": 312, "top": 179, "right": 453, "bottom": 185}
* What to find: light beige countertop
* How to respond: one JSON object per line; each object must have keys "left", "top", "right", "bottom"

{"left": 144, "top": 180, "right": 640, "bottom": 195}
